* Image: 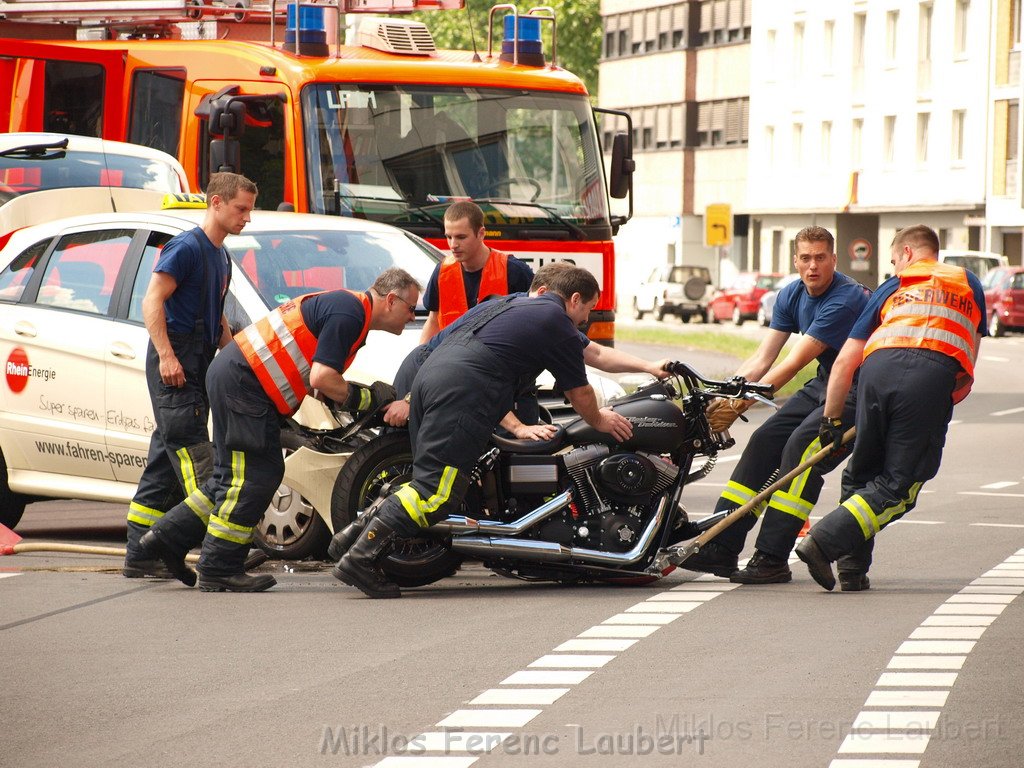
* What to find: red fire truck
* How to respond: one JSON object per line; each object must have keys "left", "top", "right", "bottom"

{"left": 0, "top": 0, "right": 634, "bottom": 342}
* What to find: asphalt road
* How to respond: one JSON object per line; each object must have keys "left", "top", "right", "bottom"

{"left": 3, "top": 329, "right": 1023, "bottom": 768}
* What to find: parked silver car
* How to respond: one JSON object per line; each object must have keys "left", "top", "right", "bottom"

{"left": 633, "top": 265, "right": 714, "bottom": 322}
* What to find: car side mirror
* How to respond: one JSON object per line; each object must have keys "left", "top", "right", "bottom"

{"left": 609, "top": 132, "right": 634, "bottom": 200}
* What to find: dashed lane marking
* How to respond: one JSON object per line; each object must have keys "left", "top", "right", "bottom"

{"left": 991, "top": 406, "right": 1024, "bottom": 416}
{"left": 368, "top": 577, "right": 739, "bottom": 766}
{"left": 828, "top": 548, "right": 1024, "bottom": 768}
{"left": 0, "top": 573, "right": 21, "bottom": 580}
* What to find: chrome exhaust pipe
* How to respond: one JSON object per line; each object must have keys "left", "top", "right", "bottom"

{"left": 429, "top": 491, "right": 572, "bottom": 536}
{"left": 451, "top": 498, "right": 667, "bottom": 566}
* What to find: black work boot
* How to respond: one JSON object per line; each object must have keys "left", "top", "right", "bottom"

{"left": 198, "top": 572, "right": 277, "bottom": 593}
{"left": 730, "top": 550, "right": 792, "bottom": 584}
{"left": 839, "top": 571, "right": 871, "bottom": 592}
{"left": 332, "top": 518, "right": 402, "bottom": 599}
{"left": 122, "top": 557, "right": 173, "bottom": 579}
{"left": 679, "top": 541, "right": 739, "bottom": 578}
{"left": 327, "top": 513, "right": 371, "bottom": 562}
{"left": 795, "top": 535, "right": 836, "bottom": 591}
{"left": 139, "top": 530, "right": 196, "bottom": 587}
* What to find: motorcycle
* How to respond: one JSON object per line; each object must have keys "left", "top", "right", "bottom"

{"left": 321, "top": 362, "right": 773, "bottom": 587}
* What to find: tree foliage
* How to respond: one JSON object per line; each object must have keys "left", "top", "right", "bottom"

{"left": 411, "top": 0, "right": 601, "bottom": 96}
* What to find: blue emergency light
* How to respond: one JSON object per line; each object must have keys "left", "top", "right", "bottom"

{"left": 285, "top": 3, "right": 329, "bottom": 57}
{"left": 501, "top": 14, "right": 545, "bottom": 66}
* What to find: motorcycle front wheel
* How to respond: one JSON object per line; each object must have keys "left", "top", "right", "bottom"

{"left": 331, "top": 431, "right": 463, "bottom": 588}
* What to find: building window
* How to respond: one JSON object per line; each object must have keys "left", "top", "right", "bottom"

{"left": 692, "top": 97, "right": 750, "bottom": 147}
{"left": 792, "top": 122, "right": 803, "bottom": 164}
{"left": 631, "top": 11, "right": 645, "bottom": 54}
{"left": 951, "top": 109, "right": 966, "bottom": 163}
{"left": 699, "top": 0, "right": 751, "bottom": 47}
{"left": 919, "top": 3, "right": 934, "bottom": 89}
{"left": 766, "top": 126, "right": 775, "bottom": 166}
{"left": 852, "top": 117, "right": 863, "bottom": 166}
{"left": 603, "top": 5, "right": 689, "bottom": 59}
{"left": 917, "top": 112, "right": 930, "bottom": 163}
{"left": 883, "top": 115, "right": 897, "bottom": 164}
{"left": 853, "top": 12, "right": 867, "bottom": 93}
{"left": 821, "top": 120, "right": 832, "bottom": 163}
{"left": 604, "top": 15, "right": 618, "bottom": 58}
{"left": 823, "top": 19, "right": 835, "bottom": 71}
{"left": 954, "top": 0, "right": 970, "bottom": 55}
{"left": 1014, "top": 0, "right": 1022, "bottom": 48}
{"left": 886, "top": 10, "right": 900, "bottom": 63}
{"left": 793, "top": 21, "right": 804, "bottom": 75}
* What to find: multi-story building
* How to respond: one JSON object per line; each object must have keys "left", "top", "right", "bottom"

{"left": 603, "top": 0, "right": 1023, "bottom": 301}
{"left": 599, "top": 0, "right": 753, "bottom": 311}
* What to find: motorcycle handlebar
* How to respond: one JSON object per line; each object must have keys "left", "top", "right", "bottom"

{"left": 663, "top": 360, "right": 774, "bottom": 399}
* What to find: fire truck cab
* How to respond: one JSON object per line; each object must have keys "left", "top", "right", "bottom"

{"left": 0, "top": 0, "right": 635, "bottom": 343}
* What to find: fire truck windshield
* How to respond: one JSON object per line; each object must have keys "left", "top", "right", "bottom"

{"left": 301, "top": 84, "right": 610, "bottom": 236}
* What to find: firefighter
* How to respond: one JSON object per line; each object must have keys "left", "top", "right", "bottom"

{"left": 679, "top": 227, "right": 870, "bottom": 584}
{"left": 332, "top": 267, "right": 633, "bottom": 599}
{"left": 418, "top": 200, "right": 534, "bottom": 342}
{"left": 797, "top": 225, "right": 985, "bottom": 591}
{"left": 123, "top": 173, "right": 257, "bottom": 579}
{"left": 139, "top": 268, "right": 420, "bottom": 592}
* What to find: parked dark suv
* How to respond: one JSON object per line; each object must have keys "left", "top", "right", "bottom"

{"left": 633, "top": 265, "right": 714, "bottom": 322}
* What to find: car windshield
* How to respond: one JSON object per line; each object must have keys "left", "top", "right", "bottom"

{"left": 301, "top": 83, "right": 610, "bottom": 234}
{"left": 0, "top": 149, "right": 184, "bottom": 204}
{"left": 668, "top": 266, "right": 709, "bottom": 282}
{"left": 943, "top": 255, "right": 1000, "bottom": 278}
{"left": 225, "top": 227, "right": 441, "bottom": 308}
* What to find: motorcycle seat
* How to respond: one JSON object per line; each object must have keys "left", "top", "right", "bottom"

{"left": 489, "top": 425, "right": 566, "bottom": 455}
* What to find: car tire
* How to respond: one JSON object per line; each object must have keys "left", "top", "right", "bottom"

{"left": 632, "top": 300, "right": 645, "bottom": 320}
{"left": 732, "top": 305, "right": 744, "bottom": 326}
{"left": 757, "top": 305, "right": 769, "bottom": 327}
{"left": 0, "top": 451, "right": 28, "bottom": 530}
{"left": 254, "top": 429, "right": 331, "bottom": 560}
{"left": 655, "top": 303, "right": 668, "bottom": 321}
{"left": 705, "top": 306, "right": 718, "bottom": 324}
{"left": 989, "top": 312, "right": 1005, "bottom": 338}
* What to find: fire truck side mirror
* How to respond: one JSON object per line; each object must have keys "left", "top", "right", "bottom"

{"left": 209, "top": 98, "right": 246, "bottom": 139}
{"left": 609, "top": 132, "right": 634, "bottom": 200}
{"left": 210, "top": 139, "right": 242, "bottom": 175}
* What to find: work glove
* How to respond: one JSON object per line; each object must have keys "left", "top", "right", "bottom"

{"left": 344, "top": 381, "right": 398, "bottom": 413}
{"left": 818, "top": 416, "right": 845, "bottom": 456}
{"left": 706, "top": 398, "right": 750, "bottom": 432}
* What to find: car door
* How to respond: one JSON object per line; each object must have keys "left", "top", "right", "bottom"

{"left": 103, "top": 226, "right": 181, "bottom": 484}
{"left": 0, "top": 225, "right": 139, "bottom": 483}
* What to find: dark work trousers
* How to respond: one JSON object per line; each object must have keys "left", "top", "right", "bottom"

{"left": 126, "top": 334, "right": 215, "bottom": 561}
{"left": 377, "top": 335, "right": 516, "bottom": 536}
{"left": 810, "top": 349, "right": 958, "bottom": 570}
{"left": 709, "top": 371, "right": 857, "bottom": 559}
{"left": 149, "top": 343, "right": 285, "bottom": 577}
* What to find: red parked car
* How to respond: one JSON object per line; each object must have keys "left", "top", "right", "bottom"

{"left": 706, "top": 272, "right": 784, "bottom": 325}
{"left": 982, "top": 265, "right": 1024, "bottom": 337}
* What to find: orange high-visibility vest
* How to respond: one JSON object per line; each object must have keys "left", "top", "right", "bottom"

{"left": 236, "top": 290, "right": 372, "bottom": 416}
{"left": 437, "top": 248, "right": 509, "bottom": 329}
{"left": 864, "top": 260, "right": 981, "bottom": 403}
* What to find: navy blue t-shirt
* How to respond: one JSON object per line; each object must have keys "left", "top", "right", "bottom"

{"left": 422, "top": 252, "right": 534, "bottom": 313}
{"left": 850, "top": 263, "right": 987, "bottom": 340}
{"left": 473, "top": 293, "right": 589, "bottom": 391}
{"left": 154, "top": 227, "right": 230, "bottom": 346}
{"left": 299, "top": 290, "right": 369, "bottom": 373}
{"left": 770, "top": 271, "right": 870, "bottom": 374}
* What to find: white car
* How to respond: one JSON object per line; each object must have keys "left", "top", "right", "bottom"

{"left": 0, "top": 204, "right": 442, "bottom": 557}
{"left": 0, "top": 203, "right": 624, "bottom": 559}
{"left": 937, "top": 250, "right": 1008, "bottom": 279}
{"left": 1, "top": 133, "right": 190, "bottom": 234}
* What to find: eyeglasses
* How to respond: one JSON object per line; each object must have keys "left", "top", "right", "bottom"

{"left": 390, "top": 293, "right": 416, "bottom": 316}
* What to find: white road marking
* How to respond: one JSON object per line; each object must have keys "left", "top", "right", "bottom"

{"left": 851, "top": 711, "right": 940, "bottom": 729}
{"left": 886, "top": 656, "right": 966, "bottom": 670}
{"left": 971, "top": 522, "right": 1024, "bottom": 527}
{"left": 889, "top": 519, "right": 944, "bottom": 525}
{"left": 407, "top": 733, "right": 511, "bottom": 754}
{"left": 527, "top": 654, "right": 614, "bottom": 668}
{"left": 436, "top": 710, "right": 542, "bottom": 728}
{"left": 577, "top": 625, "right": 659, "bottom": 638}
{"left": 500, "top": 670, "right": 591, "bottom": 685}
{"left": 624, "top": 601, "right": 703, "bottom": 613}
{"left": 981, "top": 356, "right": 1010, "bottom": 362}
{"left": 469, "top": 689, "right": 568, "bottom": 706}
{"left": 602, "top": 612, "right": 680, "bottom": 624}
{"left": 830, "top": 760, "right": 922, "bottom": 768}
{"left": 910, "top": 626, "right": 986, "bottom": 639}
{"left": 946, "top": 593, "right": 1016, "bottom": 603}
{"left": 934, "top": 602, "right": 1006, "bottom": 615}
{"left": 895, "top": 639, "right": 976, "bottom": 654}
{"left": 971, "top": 576, "right": 1024, "bottom": 586}
{"left": 875, "top": 672, "right": 959, "bottom": 687}
{"left": 921, "top": 614, "right": 996, "bottom": 626}
{"left": 980, "top": 481, "right": 1019, "bottom": 489}
{"left": 960, "top": 491, "right": 1024, "bottom": 498}
{"left": 376, "top": 757, "right": 479, "bottom": 768}
{"left": 0, "top": 573, "right": 20, "bottom": 580}
{"left": 553, "top": 638, "right": 638, "bottom": 652}
{"left": 646, "top": 591, "right": 719, "bottom": 601}
{"left": 991, "top": 406, "right": 1024, "bottom": 416}
{"left": 837, "top": 732, "right": 930, "bottom": 754}
{"left": 959, "top": 585, "right": 1024, "bottom": 594}
{"left": 864, "top": 690, "right": 949, "bottom": 707}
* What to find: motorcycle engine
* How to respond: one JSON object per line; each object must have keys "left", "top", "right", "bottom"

{"left": 548, "top": 445, "right": 680, "bottom": 552}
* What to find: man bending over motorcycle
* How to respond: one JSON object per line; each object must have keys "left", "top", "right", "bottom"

{"left": 331, "top": 266, "right": 633, "bottom": 598}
